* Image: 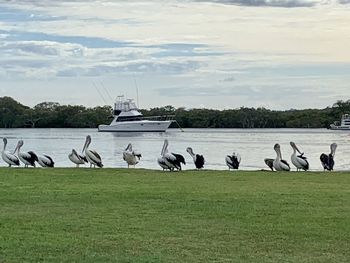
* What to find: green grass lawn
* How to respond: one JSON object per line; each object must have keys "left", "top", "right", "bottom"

{"left": 0, "top": 168, "right": 349, "bottom": 262}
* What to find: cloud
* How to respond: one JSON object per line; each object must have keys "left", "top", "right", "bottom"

{"left": 194, "top": 0, "right": 317, "bottom": 7}
{"left": 338, "top": 0, "right": 350, "bottom": 3}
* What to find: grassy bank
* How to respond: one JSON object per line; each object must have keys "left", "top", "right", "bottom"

{"left": 0, "top": 168, "right": 349, "bottom": 262}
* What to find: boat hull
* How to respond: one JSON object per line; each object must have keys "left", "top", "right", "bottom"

{"left": 98, "top": 120, "right": 172, "bottom": 132}
{"left": 329, "top": 125, "right": 350, "bottom": 130}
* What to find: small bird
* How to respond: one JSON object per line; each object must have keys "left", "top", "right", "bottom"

{"left": 273, "top": 144, "right": 290, "bottom": 171}
{"left": 68, "top": 149, "right": 87, "bottom": 167}
{"left": 290, "top": 142, "right": 309, "bottom": 171}
{"left": 320, "top": 143, "right": 337, "bottom": 171}
{"left": 225, "top": 152, "right": 241, "bottom": 170}
{"left": 186, "top": 147, "right": 205, "bottom": 169}
{"left": 123, "top": 143, "right": 142, "bottom": 168}
{"left": 83, "top": 135, "right": 103, "bottom": 168}
{"left": 1, "top": 138, "right": 20, "bottom": 167}
{"left": 37, "top": 154, "right": 55, "bottom": 168}
{"left": 15, "top": 140, "right": 38, "bottom": 168}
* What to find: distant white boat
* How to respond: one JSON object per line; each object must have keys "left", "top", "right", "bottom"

{"left": 329, "top": 114, "right": 350, "bottom": 130}
{"left": 98, "top": 96, "right": 174, "bottom": 132}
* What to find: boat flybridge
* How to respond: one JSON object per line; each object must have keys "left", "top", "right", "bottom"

{"left": 329, "top": 114, "right": 350, "bottom": 130}
{"left": 98, "top": 96, "right": 174, "bottom": 132}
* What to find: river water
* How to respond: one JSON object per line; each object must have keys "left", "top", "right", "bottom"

{"left": 0, "top": 128, "right": 349, "bottom": 171}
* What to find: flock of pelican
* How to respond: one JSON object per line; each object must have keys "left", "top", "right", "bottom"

{"left": 1, "top": 136, "right": 338, "bottom": 172}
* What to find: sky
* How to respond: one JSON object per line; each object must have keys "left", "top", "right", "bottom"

{"left": 0, "top": 0, "right": 349, "bottom": 110}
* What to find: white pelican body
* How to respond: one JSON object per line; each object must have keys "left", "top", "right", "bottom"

{"left": 157, "top": 140, "right": 171, "bottom": 171}
{"left": 225, "top": 153, "right": 241, "bottom": 170}
{"left": 2, "top": 138, "right": 20, "bottom": 167}
{"left": 273, "top": 144, "right": 290, "bottom": 171}
{"left": 123, "top": 143, "right": 141, "bottom": 168}
{"left": 37, "top": 154, "right": 55, "bottom": 168}
{"left": 186, "top": 147, "right": 205, "bottom": 169}
{"left": 68, "top": 149, "right": 87, "bottom": 167}
{"left": 290, "top": 142, "right": 309, "bottom": 171}
{"left": 157, "top": 139, "right": 185, "bottom": 171}
{"left": 83, "top": 135, "right": 103, "bottom": 168}
{"left": 320, "top": 143, "right": 337, "bottom": 171}
{"left": 16, "top": 140, "right": 38, "bottom": 168}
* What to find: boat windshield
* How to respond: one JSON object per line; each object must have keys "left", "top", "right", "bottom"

{"left": 114, "top": 96, "right": 138, "bottom": 112}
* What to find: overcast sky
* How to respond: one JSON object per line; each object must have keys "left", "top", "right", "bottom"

{"left": 0, "top": 0, "right": 349, "bottom": 110}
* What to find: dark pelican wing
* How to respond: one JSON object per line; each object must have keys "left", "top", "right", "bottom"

{"left": 320, "top": 153, "right": 334, "bottom": 171}
{"left": 280, "top": 159, "right": 290, "bottom": 169}
{"left": 194, "top": 154, "right": 205, "bottom": 169}
{"left": 264, "top": 158, "right": 274, "bottom": 171}
{"left": 172, "top": 153, "right": 186, "bottom": 171}
{"left": 43, "top": 155, "right": 55, "bottom": 167}
{"left": 328, "top": 154, "right": 335, "bottom": 171}
{"left": 27, "top": 151, "right": 38, "bottom": 166}
{"left": 226, "top": 155, "right": 240, "bottom": 169}
{"left": 89, "top": 150, "right": 103, "bottom": 168}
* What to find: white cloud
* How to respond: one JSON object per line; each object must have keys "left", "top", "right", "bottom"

{"left": 0, "top": 0, "right": 349, "bottom": 109}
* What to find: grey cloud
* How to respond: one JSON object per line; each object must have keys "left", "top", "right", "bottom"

{"left": 195, "top": 0, "right": 317, "bottom": 7}
{"left": 338, "top": 0, "right": 350, "bottom": 4}
{"left": 57, "top": 61, "right": 201, "bottom": 77}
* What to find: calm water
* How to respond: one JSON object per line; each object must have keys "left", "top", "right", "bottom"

{"left": 1, "top": 128, "right": 349, "bottom": 171}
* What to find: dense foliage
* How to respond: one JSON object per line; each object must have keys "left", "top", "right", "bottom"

{"left": 0, "top": 96, "right": 349, "bottom": 128}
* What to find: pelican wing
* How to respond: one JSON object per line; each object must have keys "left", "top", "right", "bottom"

{"left": 2, "top": 152, "right": 20, "bottom": 166}
{"left": 195, "top": 154, "right": 205, "bottom": 169}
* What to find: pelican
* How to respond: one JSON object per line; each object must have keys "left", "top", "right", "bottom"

{"left": 83, "top": 135, "right": 103, "bottom": 168}
{"left": 157, "top": 139, "right": 172, "bottom": 171}
{"left": 264, "top": 158, "right": 274, "bottom": 171}
{"left": 123, "top": 143, "right": 142, "bottom": 168}
{"left": 1, "top": 138, "right": 20, "bottom": 167}
{"left": 159, "top": 139, "right": 186, "bottom": 171}
{"left": 225, "top": 152, "right": 241, "bottom": 170}
{"left": 37, "top": 154, "right": 55, "bottom": 168}
{"left": 68, "top": 149, "right": 87, "bottom": 167}
{"left": 273, "top": 144, "right": 290, "bottom": 171}
{"left": 16, "top": 140, "right": 38, "bottom": 168}
{"left": 290, "top": 142, "right": 309, "bottom": 171}
{"left": 186, "top": 147, "right": 205, "bottom": 169}
{"left": 320, "top": 143, "right": 337, "bottom": 171}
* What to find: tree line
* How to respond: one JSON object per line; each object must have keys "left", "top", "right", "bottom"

{"left": 0, "top": 96, "right": 349, "bottom": 129}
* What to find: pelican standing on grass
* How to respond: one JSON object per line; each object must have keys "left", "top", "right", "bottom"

{"left": 320, "top": 143, "right": 337, "bottom": 171}
{"left": 186, "top": 147, "right": 205, "bottom": 169}
{"left": 290, "top": 142, "right": 309, "bottom": 171}
{"left": 37, "top": 154, "right": 55, "bottom": 168}
{"left": 69, "top": 149, "right": 87, "bottom": 168}
{"left": 225, "top": 152, "right": 241, "bottom": 170}
{"left": 2, "top": 138, "right": 20, "bottom": 167}
{"left": 16, "top": 140, "right": 38, "bottom": 168}
{"left": 123, "top": 143, "right": 142, "bottom": 168}
{"left": 160, "top": 139, "right": 186, "bottom": 171}
{"left": 83, "top": 135, "right": 103, "bottom": 168}
{"left": 157, "top": 139, "right": 172, "bottom": 171}
{"left": 273, "top": 144, "right": 290, "bottom": 171}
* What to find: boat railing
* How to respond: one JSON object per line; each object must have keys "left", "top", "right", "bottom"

{"left": 142, "top": 115, "right": 175, "bottom": 121}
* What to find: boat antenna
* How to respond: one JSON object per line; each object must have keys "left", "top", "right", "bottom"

{"left": 133, "top": 73, "right": 140, "bottom": 108}
{"left": 99, "top": 81, "right": 113, "bottom": 103}
{"left": 92, "top": 81, "right": 108, "bottom": 105}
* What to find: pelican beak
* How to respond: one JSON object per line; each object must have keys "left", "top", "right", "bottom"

{"left": 295, "top": 145, "right": 303, "bottom": 155}
{"left": 12, "top": 144, "right": 19, "bottom": 155}
{"left": 82, "top": 139, "right": 88, "bottom": 153}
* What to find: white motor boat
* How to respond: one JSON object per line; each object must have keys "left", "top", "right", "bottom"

{"left": 329, "top": 114, "right": 350, "bottom": 130}
{"left": 98, "top": 96, "right": 174, "bottom": 132}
